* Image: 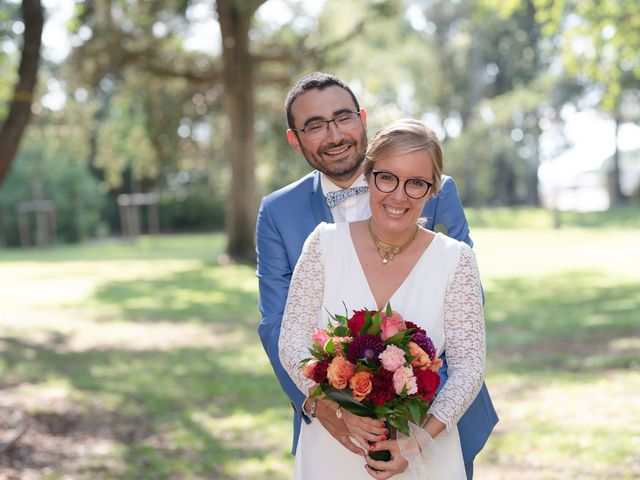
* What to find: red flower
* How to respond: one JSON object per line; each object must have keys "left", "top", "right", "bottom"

{"left": 348, "top": 309, "right": 371, "bottom": 337}
{"left": 414, "top": 368, "right": 440, "bottom": 402}
{"left": 347, "top": 334, "right": 384, "bottom": 365}
{"left": 405, "top": 321, "right": 426, "bottom": 336}
{"left": 311, "top": 359, "right": 331, "bottom": 384}
{"left": 369, "top": 369, "right": 395, "bottom": 406}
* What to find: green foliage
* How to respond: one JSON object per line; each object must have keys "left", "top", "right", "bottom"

{"left": 0, "top": 126, "right": 104, "bottom": 246}
{"left": 536, "top": 0, "right": 640, "bottom": 113}
{"left": 157, "top": 192, "right": 225, "bottom": 233}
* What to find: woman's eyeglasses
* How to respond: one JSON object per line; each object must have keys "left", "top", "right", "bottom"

{"left": 372, "top": 170, "right": 433, "bottom": 199}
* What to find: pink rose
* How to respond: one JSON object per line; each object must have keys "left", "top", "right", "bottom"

{"left": 349, "top": 371, "right": 373, "bottom": 401}
{"left": 379, "top": 344, "right": 407, "bottom": 372}
{"left": 408, "top": 342, "right": 431, "bottom": 370}
{"left": 393, "top": 366, "right": 418, "bottom": 395}
{"left": 327, "top": 356, "right": 355, "bottom": 389}
{"left": 312, "top": 329, "right": 330, "bottom": 349}
{"left": 380, "top": 311, "right": 406, "bottom": 341}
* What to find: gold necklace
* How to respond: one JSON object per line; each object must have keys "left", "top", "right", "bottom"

{"left": 367, "top": 219, "right": 419, "bottom": 265}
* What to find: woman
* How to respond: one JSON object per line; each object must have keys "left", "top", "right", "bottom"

{"left": 279, "top": 119, "right": 485, "bottom": 479}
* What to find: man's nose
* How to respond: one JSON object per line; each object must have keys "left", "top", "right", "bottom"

{"left": 325, "top": 120, "right": 343, "bottom": 143}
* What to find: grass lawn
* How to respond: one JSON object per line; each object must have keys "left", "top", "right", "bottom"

{"left": 1, "top": 207, "right": 639, "bottom": 479}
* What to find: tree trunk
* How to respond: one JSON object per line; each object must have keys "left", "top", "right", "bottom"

{"left": 218, "top": 0, "right": 264, "bottom": 262}
{"left": 462, "top": 28, "right": 484, "bottom": 206}
{"left": 492, "top": 153, "right": 516, "bottom": 206}
{"left": 609, "top": 115, "right": 626, "bottom": 206}
{"left": 0, "top": 0, "right": 44, "bottom": 186}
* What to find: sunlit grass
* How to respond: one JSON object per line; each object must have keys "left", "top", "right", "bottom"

{"left": 1, "top": 210, "right": 639, "bottom": 479}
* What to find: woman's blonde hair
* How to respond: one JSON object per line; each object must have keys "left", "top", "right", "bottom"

{"left": 363, "top": 119, "right": 443, "bottom": 195}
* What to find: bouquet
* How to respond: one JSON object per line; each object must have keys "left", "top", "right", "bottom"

{"left": 300, "top": 303, "right": 442, "bottom": 462}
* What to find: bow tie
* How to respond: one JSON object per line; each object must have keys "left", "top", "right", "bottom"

{"left": 325, "top": 186, "right": 370, "bottom": 208}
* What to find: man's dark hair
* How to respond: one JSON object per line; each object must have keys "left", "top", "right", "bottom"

{"left": 285, "top": 72, "right": 360, "bottom": 130}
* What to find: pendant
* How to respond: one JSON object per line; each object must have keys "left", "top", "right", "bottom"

{"left": 382, "top": 257, "right": 389, "bottom": 265}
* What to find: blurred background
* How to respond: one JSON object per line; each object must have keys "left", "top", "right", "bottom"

{"left": 0, "top": 0, "right": 639, "bottom": 479}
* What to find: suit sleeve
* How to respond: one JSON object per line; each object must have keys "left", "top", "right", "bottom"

{"left": 256, "top": 198, "right": 309, "bottom": 421}
{"left": 431, "top": 177, "right": 473, "bottom": 247}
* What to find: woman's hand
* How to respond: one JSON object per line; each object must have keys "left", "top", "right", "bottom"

{"left": 363, "top": 439, "right": 408, "bottom": 479}
{"left": 312, "top": 397, "right": 366, "bottom": 456}
{"left": 340, "top": 408, "right": 387, "bottom": 451}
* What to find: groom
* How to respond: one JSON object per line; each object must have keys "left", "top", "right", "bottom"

{"left": 257, "top": 72, "right": 497, "bottom": 478}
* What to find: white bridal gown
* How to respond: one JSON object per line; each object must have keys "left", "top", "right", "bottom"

{"left": 279, "top": 222, "right": 485, "bottom": 480}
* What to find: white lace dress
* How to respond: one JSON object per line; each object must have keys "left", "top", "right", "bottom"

{"left": 279, "top": 222, "right": 485, "bottom": 480}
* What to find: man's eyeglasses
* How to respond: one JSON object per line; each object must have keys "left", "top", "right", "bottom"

{"left": 372, "top": 170, "right": 433, "bottom": 199}
{"left": 292, "top": 111, "right": 362, "bottom": 140}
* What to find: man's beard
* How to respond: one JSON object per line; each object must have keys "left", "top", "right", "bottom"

{"left": 301, "top": 130, "right": 368, "bottom": 183}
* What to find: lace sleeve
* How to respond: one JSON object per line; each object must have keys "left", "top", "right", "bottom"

{"left": 429, "top": 244, "right": 486, "bottom": 431}
{"left": 278, "top": 227, "right": 325, "bottom": 395}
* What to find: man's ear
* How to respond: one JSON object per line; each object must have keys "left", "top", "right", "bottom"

{"left": 287, "top": 129, "right": 303, "bottom": 153}
{"left": 359, "top": 108, "right": 367, "bottom": 130}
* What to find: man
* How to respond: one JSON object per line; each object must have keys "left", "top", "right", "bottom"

{"left": 257, "top": 72, "right": 497, "bottom": 478}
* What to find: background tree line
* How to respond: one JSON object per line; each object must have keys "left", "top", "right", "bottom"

{"left": 1, "top": 0, "right": 638, "bottom": 258}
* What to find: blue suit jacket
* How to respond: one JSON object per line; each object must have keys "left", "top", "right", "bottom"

{"left": 256, "top": 170, "right": 498, "bottom": 463}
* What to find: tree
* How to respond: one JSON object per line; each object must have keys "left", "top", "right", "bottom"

{"left": 411, "top": 0, "right": 556, "bottom": 206}
{"left": 0, "top": 0, "right": 44, "bottom": 186}
{"left": 537, "top": 0, "right": 640, "bottom": 205}
{"left": 69, "top": 0, "right": 368, "bottom": 260}
{"left": 217, "top": 0, "right": 265, "bottom": 261}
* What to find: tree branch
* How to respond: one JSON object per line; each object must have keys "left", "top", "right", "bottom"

{"left": 254, "top": 20, "right": 365, "bottom": 67}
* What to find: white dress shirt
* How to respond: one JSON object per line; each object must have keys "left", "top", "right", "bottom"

{"left": 320, "top": 173, "right": 371, "bottom": 222}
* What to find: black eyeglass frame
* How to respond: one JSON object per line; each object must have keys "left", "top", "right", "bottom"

{"left": 291, "top": 111, "right": 362, "bottom": 136}
{"left": 371, "top": 170, "right": 434, "bottom": 199}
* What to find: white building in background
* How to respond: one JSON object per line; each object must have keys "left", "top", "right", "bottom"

{"left": 537, "top": 111, "right": 640, "bottom": 212}
{"left": 538, "top": 147, "right": 640, "bottom": 212}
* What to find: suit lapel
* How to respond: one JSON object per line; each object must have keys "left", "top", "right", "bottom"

{"left": 311, "top": 171, "right": 334, "bottom": 224}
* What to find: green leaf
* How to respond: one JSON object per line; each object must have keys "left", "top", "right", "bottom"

{"left": 408, "top": 400, "right": 422, "bottom": 424}
{"left": 362, "top": 310, "right": 373, "bottom": 335}
{"left": 325, "top": 338, "right": 335, "bottom": 355}
{"left": 334, "top": 325, "right": 349, "bottom": 337}
{"left": 307, "top": 348, "right": 325, "bottom": 361}
{"left": 311, "top": 385, "right": 323, "bottom": 397}
{"left": 335, "top": 314, "right": 348, "bottom": 327}
{"left": 374, "top": 405, "right": 392, "bottom": 417}
{"left": 385, "top": 302, "right": 393, "bottom": 317}
{"left": 324, "top": 308, "right": 338, "bottom": 325}
{"left": 384, "top": 330, "right": 409, "bottom": 345}
{"left": 321, "top": 385, "right": 376, "bottom": 417}
{"left": 367, "top": 311, "right": 382, "bottom": 335}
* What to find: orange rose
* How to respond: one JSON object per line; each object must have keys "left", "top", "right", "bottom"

{"left": 331, "top": 336, "right": 352, "bottom": 357}
{"left": 349, "top": 371, "right": 373, "bottom": 401}
{"left": 408, "top": 342, "right": 431, "bottom": 370}
{"left": 327, "top": 356, "right": 356, "bottom": 389}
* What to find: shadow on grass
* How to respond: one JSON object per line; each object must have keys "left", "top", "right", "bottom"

{"left": 0, "top": 233, "right": 228, "bottom": 264}
{"left": 0, "top": 335, "right": 291, "bottom": 479}
{"left": 91, "top": 263, "right": 259, "bottom": 328}
{"left": 486, "top": 270, "right": 640, "bottom": 373}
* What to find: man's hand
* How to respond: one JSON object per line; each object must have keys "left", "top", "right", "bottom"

{"left": 310, "top": 397, "right": 366, "bottom": 456}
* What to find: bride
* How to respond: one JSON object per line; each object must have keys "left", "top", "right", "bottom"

{"left": 279, "top": 119, "right": 486, "bottom": 479}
